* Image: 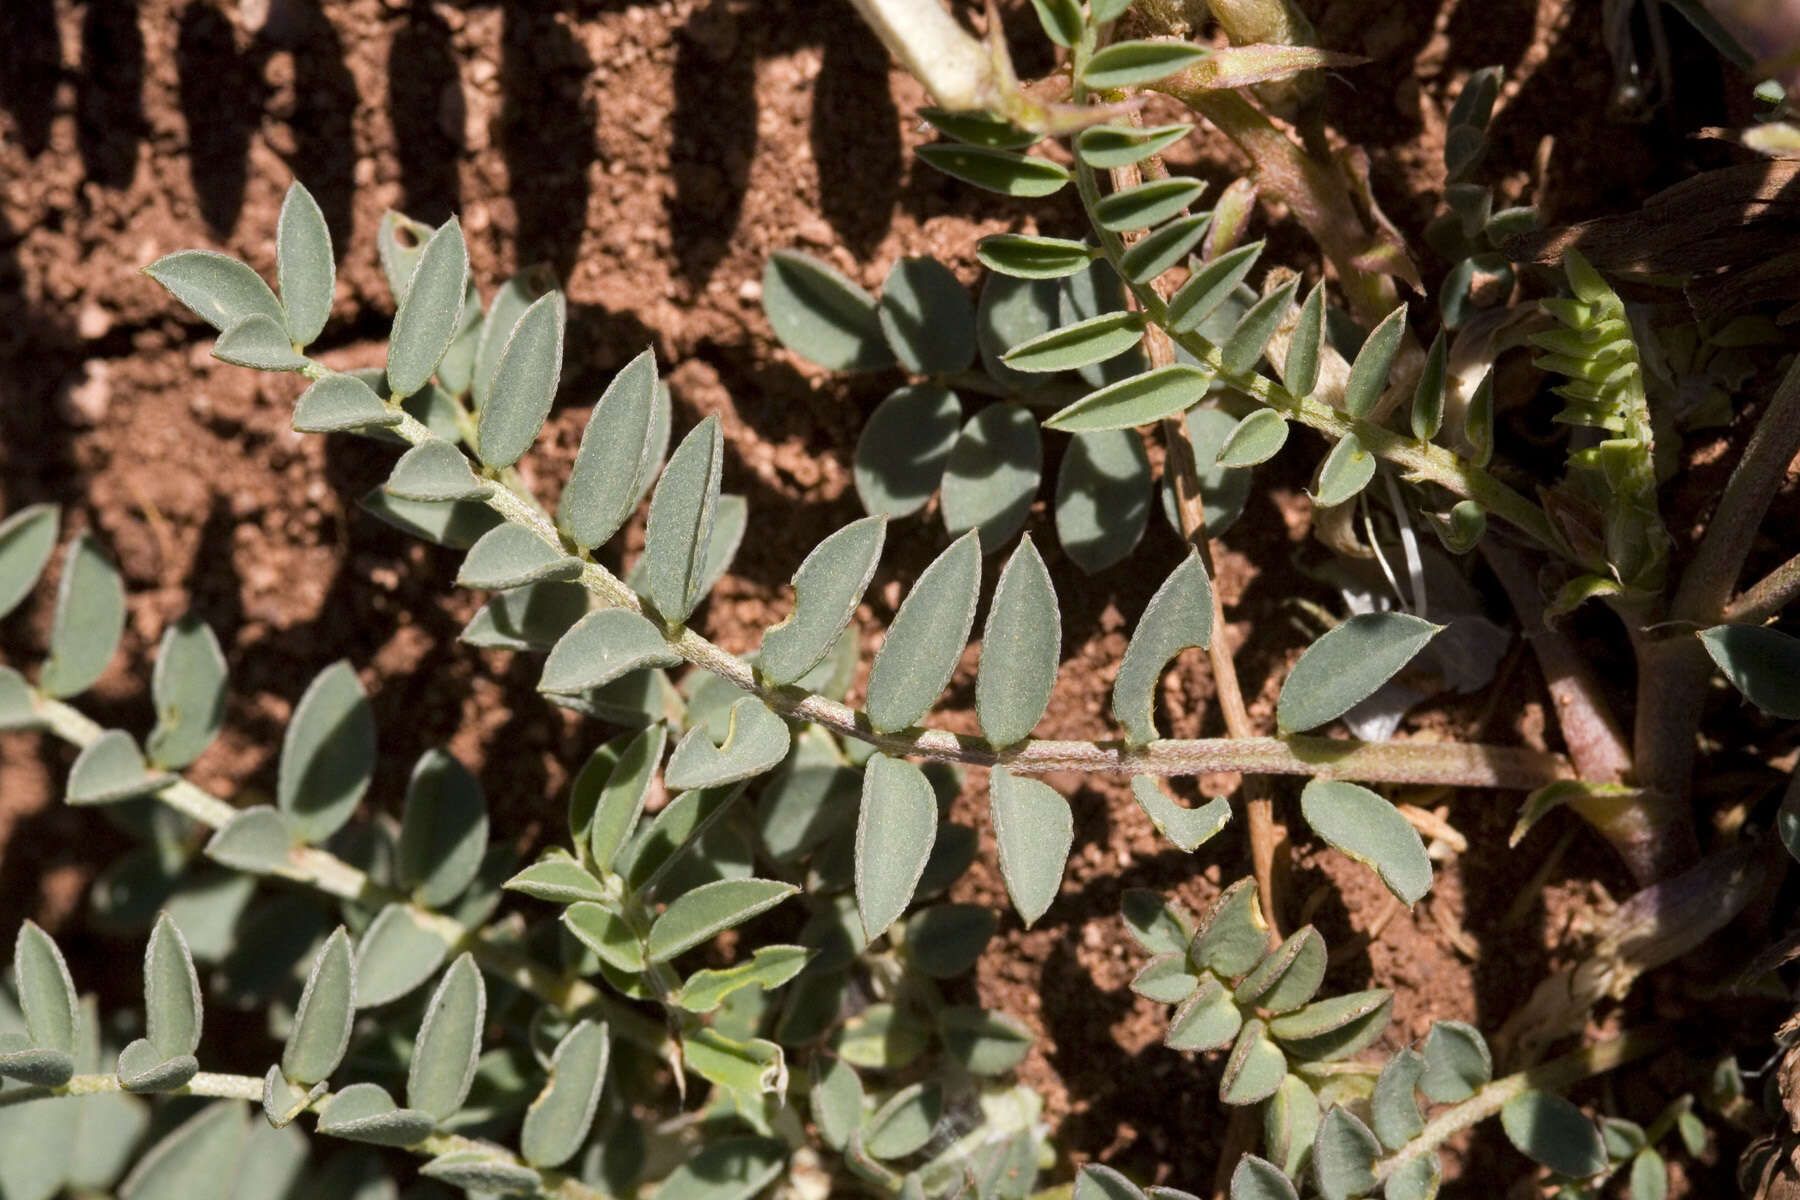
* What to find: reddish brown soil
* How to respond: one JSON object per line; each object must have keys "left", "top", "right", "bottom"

{"left": 0, "top": 0, "right": 1780, "bottom": 1193}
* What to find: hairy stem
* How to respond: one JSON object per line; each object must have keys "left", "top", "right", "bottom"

{"left": 28, "top": 690, "right": 670, "bottom": 1056}
{"left": 1635, "top": 351, "right": 1800, "bottom": 820}
{"left": 1374, "top": 1026, "right": 1667, "bottom": 1181}
{"left": 0, "top": 1073, "right": 609, "bottom": 1199}
{"left": 1725, "top": 549, "right": 1800, "bottom": 625}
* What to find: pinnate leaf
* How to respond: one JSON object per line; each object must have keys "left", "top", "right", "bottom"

{"left": 990, "top": 767, "right": 1072, "bottom": 926}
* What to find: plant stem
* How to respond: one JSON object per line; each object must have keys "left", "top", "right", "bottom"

{"left": 1374, "top": 1026, "right": 1667, "bottom": 1181}
{"left": 27, "top": 691, "right": 671, "bottom": 1057}
{"left": 1634, "top": 351, "right": 1800, "bottom": 821}
{"left": 0, "top": 1073, "right": 611, "bottom": 1199}
{"left": 355, "top": 406, "right": 1571, "bottom": 791}
{"left": 1725, "top": 549, "right": 1800, "bottom": 625}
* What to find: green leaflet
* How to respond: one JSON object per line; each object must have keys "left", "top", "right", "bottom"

{"left": 378, "top": 210, "right": 435, "bottom": 304}
{"left": 761, "top": 516, "right": 886, "bottom": 686}
{"left": 292, "top": 372, "right": 397, "bottom": 433}
{"left": 396, "top": 749, "right": 488, "bottom": 908}
{"left": 855, "top": 386, "right": 962, "bottom": 518}
{"left": 1343, "top": 304, "right": 1408, "bottom": 419}
{"left": 116, "top": 1036, "right": 196, "bottom": 1094}
{"left": 878, "top": 256, "right": 975, "bottom": 372}
{"left": 1262, "top": 1076, "right": 1318, "bottom": 1180}
{"left": 563, "top": 902, "right": 644, "bottom": 974}
{"left": 920, "top": 106, "right": 1040, "bottom": 149}
{"left": 1384, "top": 1155, "right": 1442, "bottom": 1200}
{"left": 641, "top": 414, "right": 724, "bottom": 623}
{"left": 1231, "top": 1156, "right": 1298, "bottom": 1200}
{"left": 14, "top": 922, "right": 76, "bottom": 1055}
{"left": 1420, "top": 1020, "right": 1492, "bottom": 1102}
{"left": 385, "top": 217, "right": 468, "bottom": 398}
{"left": 353, "top": 903, "right": 451, "bottom": 1007}
{"left": 1075, "top": 122, "right": 1193, "bottom": 169}
{"left": 647, "top": 877, "right": 798, "bottom": 962}
{"left": 315, "top": 1082, "right": 434, "bottom": 1146}
{"left": 864, "top": 530, "right": 981, "bottom": 733}
{"left": 1371, "top": 1048, "right": 1426, "bottom": 1148}
{"left": 978, "top": 273, "right": 1064, "bottom": 390}
{"left": 938, "top": 1006, "right": 1034, "bottom": 1075}
{"left": 654, "top": 1136, "right": 786, "bottom": 1200}
{"left": 1082, "top": 40, "right": 1210, "bottom": 88}
{"left": 904, "top": 904, "right": 996, "bottom": 977}
{"left": 1501, "top": 1090, "right": 1606, "bottom": 1178}
{"left": 473, "top": 265, "right": 558, "bottom": 411}
{"left": 1313, "top": 1108, "right": 1380, "bottom": 1200}
{"left": 146, "top": 616, "right": 227, "bottom": 769}
{"left": 0, "top": 665, "right": 37, "bottom": 731}
{"left": 1221, "top": 1019, "right": 1286, "bottom": 1105}
{"left": 277, "top": 661, "right": 375, "bottom": 844}
{"left": 212, "top": 313, "right": 307, "bottom": 372}
{"left": 281, "top": 927, "right": 355, "bottom": 1086}
{"left": 1277, "top": 611, "right": 1441, "bottom": 733}
{"left": 40, "top": 534, "right": 125, "bottom": 699}
{"left": 1119, "top": 213, "right": 1213, "bottom": 283}
{"left": 810, "top": 1055, "right": 864, "bottom": 1150}
{"left": 990, "top": 767, "right": 1072, "bottom": 927}
{"left": 763, "top": 249, "right": 891, "bottom": 371}
{"left": 1074, "top": 1164, "right": 1145, "bottom": 1200}
{"left": 462, "top": 580, "right": 587, "bottom": 650}
{"left": 203, "top": 806, "right": 297, "bottom": 873}
{"left": 1132, "top": 952, "right": 1199, "bottom": 1004}
{"left": 520, "top": 1020, "right": 610, "bottom": 1168}
{"left": 618, "top": 785, "right": 735, "bottom": 890}
{"left": 977, "top": 234, "right": 1096, "bottom": 280}
{"left": 143, "top": 250, "right": 284, "bottom": 333}
{"left": 0, "top": 503, "right": 58, "bottom": 620}
{"left": 144, "top": 913, "right": 201, "bottom": 1060}
{"left": 1268, "top": 990, "right": 1392, "bottom": 1059}
{"left": 1046, "top": 364, "right": 1209, "bottom": 433}
{"left": 1701, "top": 624, "right": 1800, "bottom": 718}
{"left": 1028, "top": 0, "right": 1082, "bottom": 45}
{"left": 360, "top": 484, "right": 502, "bottom": 549}
{"left": 1299, "top": 780, "right": 1433, "bottom": 905}
{"left": 1221, "top": 278, "right": 1299, "bottom": 376}
{"left": 408, "top": 953, "right": 485, "bottom": 1121}
{"left": 1055, "top": 428, "right": 1152, "bottom": 573}
{"left": 585, "top": 724, "right": 665, "bottom": 871}
{"left": 1235, "top": 926, "right": 1326, "bottom": 1013}
{"left": 977, "top": 536, "right": 1059, "bottom": 747}
{"left": 421, "top": 1152, "right": 541, "bottom": 1194}
{"left": 67, "top": 730, "right": 172, "bottom": 805}
{"left": 436, "top": 278, "right": 483, "bottom": 398}
{"left": 1194, "top": 878, "right": 1269, "bottom": 976}
{"left": 561, "top": 348, "right": 661, "bottom": 549}
{"left": 118, "top": 1101, "right": 249, "bottom": 1200}
{"left": 1312, "top": 432, "right": 1377, "bottom": 509}
{"left": 1167, "top": 240, "right": 1264, "bottom": 333}
{"left": 458, "top": 524, "right": 582, "bottom": 591}
{"left": 1113, "top": 552, "right": 1213, "bottom": 745}
{"left": 1004, "top": 310, "right": 1145, "bottom": 373}
{"left": 674, "top": 944, "right": 811, "bottom": 1013}
{"left": 941, "top": 403, "right": 1041, "bottom": 549}
{"left": 505, "top": 852, "right": 609, "bottom": 903}
{"left": 865, "top": 1082, "right": 942, "bottom": 1160}
{"left": 1216, "top": 409, "right": 1288, "bottom": 468}
{"left": 476, "top": 292, "right": 563, "bottom": 469}
{"left": 1131, "top": 775, "right": 1231, "bottom": 851}
{"left": 855, "top": 754, "right": 939, "bottom": 938}
{"left": 1464, "top": 369, "right": 1495, "bottom": 467}
{"left": 1284, "top": 282, "right": 1326, "bottom": 397}
{"left": 1095, "top": 177, "right": 1207, "bottom": 232}
{"left": 386, "top": 440, "right": 491, "bottom": 502}
{"left": 665, "top": 697, "right": 791, "bottom": 790}
{"left": 914, "top": 144, "right": 1071, "bottom": 198}
{"left": 1411, "top": 329, "right": 1447, "bottom": 440}
{"left": 540, "top": 609, "right": 683, "bottom": 695}
{"left": 276, "top": 181, "right": 334, "bottom": 345}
